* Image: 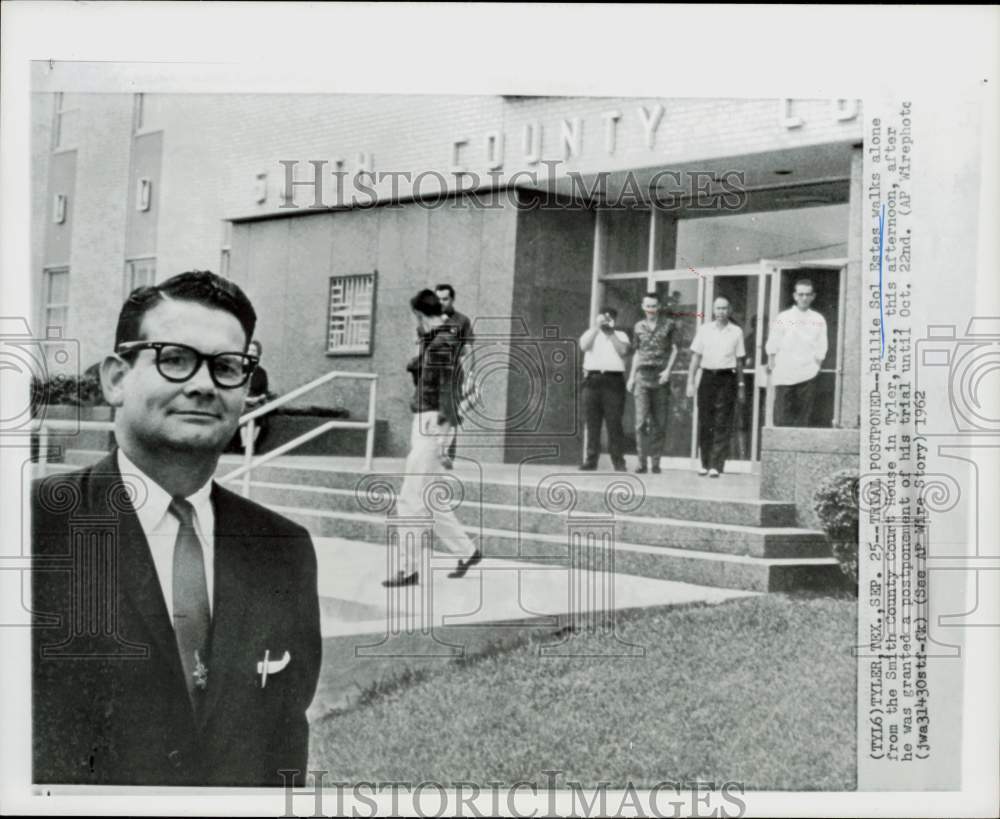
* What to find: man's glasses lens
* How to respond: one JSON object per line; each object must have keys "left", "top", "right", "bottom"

{"left": 118, "top": 342, "right": 255, "bottom": 388}
{"left": 157, "top": 345, "right": 252, "bottom": 387}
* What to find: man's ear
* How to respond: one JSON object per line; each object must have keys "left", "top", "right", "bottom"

{"left": 100, "top": 354, "right": 129, "bottom": 408}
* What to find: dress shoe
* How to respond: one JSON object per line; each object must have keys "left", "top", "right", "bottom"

{"left": 635, "top": 460, "right": 648, "bottom": 474}
{"left": 382, "top": 570, "right": 419, "bottom": 587}
{"left": 697, "top": 468, "right": 709, "bottom": 476}
{"left": 708, "top": 468, "right": 720, "bottom": 478}
{"left": 613, "top": 461, "right": 628, "bottom": 473}
{"left": 440, "top": 455, "right": 454, "bottom": 470}
{"left": 578, "top": 462, "right": 597, "bottom": 471}
{"left": 651, "top": 461, "right": 661, "bottom": 474}
{"left": 448, "top": 549, "right": 482, "bottom": 579}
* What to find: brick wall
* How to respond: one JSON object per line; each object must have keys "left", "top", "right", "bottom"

{"left": 64, "top": 94, "right": 133, "bottom": 370}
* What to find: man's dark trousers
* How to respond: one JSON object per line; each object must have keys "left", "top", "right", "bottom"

{"left": 774, "top": 377, "right": 817, "bottom": 427}
{"left": 697, "top": 369, "right": 737, "bottom": 472}
{"left": 582, "top": 371, "right": 626, "bottom": 468}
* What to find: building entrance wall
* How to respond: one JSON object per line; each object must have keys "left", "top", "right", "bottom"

{"left": 228, "top": 195, "right": 521, "bottom": 459}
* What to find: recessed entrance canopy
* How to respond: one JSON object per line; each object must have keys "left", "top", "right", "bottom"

{"left": 571, "top": 142, "right": 854, "bottom": 473}
{"left": 523, "top": 142, "right": 855, "bottom": 217}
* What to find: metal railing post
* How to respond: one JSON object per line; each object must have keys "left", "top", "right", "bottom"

{"left": 38, "top": 425, "right": 49, "bottom": 470}
{"left": 364, "top": 377, "right": 377, "bottom": 472}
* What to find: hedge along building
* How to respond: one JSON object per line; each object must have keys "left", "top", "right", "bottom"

{"left": 32, "top": 93, "right": 863, "bottom": 508}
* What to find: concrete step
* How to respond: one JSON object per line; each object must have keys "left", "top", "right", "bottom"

{"left": 49, "top": 450, "right": 796, "bottom": 529}
{"left": 248, "top": 481, "right": 831, "bottom": 560}
{"left": 234, "top": 462, "right": 798, "bottom": 528}
{"left": 269, "top": 504, "right": 842, "bottom": 593}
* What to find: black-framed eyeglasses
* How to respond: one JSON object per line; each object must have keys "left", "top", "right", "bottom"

{"left": 116, "top": 341, "right": 258, "bottom": 389}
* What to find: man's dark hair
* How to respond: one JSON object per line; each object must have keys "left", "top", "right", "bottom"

{"left": 434, "top": 283, "right": 455, "bottom": 300}
{"left": 411, "top": 288, "right": 443, "bottom": 317}
{"left": 601, "top": 306, "right": 618, "bottom": 319}
{"left": 114, "top": 270, "right": 257, "bottom": 350}
{"left": 793, "top": 278, "right": 815, "bottom": 292}
{"left": 643, "top": 292, "right": 659, "bottom": 302}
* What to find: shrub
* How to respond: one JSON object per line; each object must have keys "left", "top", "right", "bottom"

{"left": 812, "top": 468, "right": 859, "bottom": 584}
{"left": 31, "top": 369, "right": 107, "bottom": 412}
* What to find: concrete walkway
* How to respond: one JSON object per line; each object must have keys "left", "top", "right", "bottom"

{"left": 313, "top": 536, "right": 755, "bottom": 638}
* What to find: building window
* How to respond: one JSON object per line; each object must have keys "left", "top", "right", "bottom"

{"left": 133, "top": 92, "right": 145, "bottom": 132}
{"left": 53, "top": 194, "right": 68, "bottom": 224}
{"left": 43, "top": 267, "right": 70, "bottom": 332}
{"left": 136, "top": 178, "right": 153, "bottom": 212}
{"left": 327, "top": 272, "right": 376, "bottom": 355}
{"left": 52, "top": 92, "right": 79, "bottom": 151}
{"left": 125, "top": 257, "right": 156, "bottom": 294}
{"left": 219, "top": 221, "right": 232, "bottom": 278}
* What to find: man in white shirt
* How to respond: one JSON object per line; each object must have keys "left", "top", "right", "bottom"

{"left": 686, "top": 297, "right": 746, "bottom": 477}
{"left": 765, "top": 278, "right": 828, "bottom": 427}
{"left": 579, "top": 306, "right": 631, "bottom": 471}
{"left": 32, "top": 271, "right": 321, "bottom": 786}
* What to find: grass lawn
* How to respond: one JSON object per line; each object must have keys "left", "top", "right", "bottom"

{"left": 310, "top": 592, "right": 857, "bottom": 790}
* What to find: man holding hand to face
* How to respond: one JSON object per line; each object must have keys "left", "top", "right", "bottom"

{"left": 579, "top": 307, "right": 631, "bottom": 472}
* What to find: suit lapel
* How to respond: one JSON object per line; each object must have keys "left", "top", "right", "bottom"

{"left": 197, "top": 484, "right": 255, "bottom": 732}
{"left": 88, "top": 453, "right": 191, "bottom": 700}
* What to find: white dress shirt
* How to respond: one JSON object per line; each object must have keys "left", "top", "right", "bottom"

{"left": 765, "top": 307, "right": 828, "bottom": 386}
{"left": 581, "top": 329, "right": 629, "bottom": 372}
{"left": 690, "top": 321, "right": 746, "bottom": 370}
{"left": 117, "top": 449, "right": 215, "bottom": 619}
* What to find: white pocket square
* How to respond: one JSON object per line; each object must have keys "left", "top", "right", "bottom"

{"left": 256, "top": 650, "right": 291, "bottom": 687}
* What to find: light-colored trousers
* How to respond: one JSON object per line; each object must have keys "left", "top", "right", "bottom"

{"left": 634, "top": 376, "right": 670, "bottom": 461}
{"left": 396, "top": 410, "right": 476, "bottom": 571}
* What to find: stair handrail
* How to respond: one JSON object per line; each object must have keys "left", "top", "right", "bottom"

{"left": 31, "top": 369, "right": 379, "bottom": 498}
{"left": 220, "top": 370, "right": 378, "bottom": 497}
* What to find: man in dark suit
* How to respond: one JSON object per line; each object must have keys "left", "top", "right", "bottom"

{"left": 32, "top": 271, "right": 322, "bottom": 786}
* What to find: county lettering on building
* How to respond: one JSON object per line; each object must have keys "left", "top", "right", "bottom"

{"left": 33, "top": 93, "right": 862, "bottom": 509}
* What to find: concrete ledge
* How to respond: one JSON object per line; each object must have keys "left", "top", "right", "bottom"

{"left": 760, "top": 426, "right": 859, "bottom": 529}
{"left": 761, "top": 426, "right": 859, "bottom": 455}
{"left": 260, "top": 416, "right": 390, "bottom": 457}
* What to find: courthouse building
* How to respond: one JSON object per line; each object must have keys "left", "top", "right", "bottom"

{"left": 31, "top": 93, "right": 863, "bottom": 506}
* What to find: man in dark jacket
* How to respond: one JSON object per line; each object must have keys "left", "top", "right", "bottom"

{"left": 383, "top": 289, "right": 481, "bottom": 587}
{"left": 434, "top": 283, "right": 474, "bottom": 468}
{"left": 32, "top": 271, "right": 322, "bottom": 786}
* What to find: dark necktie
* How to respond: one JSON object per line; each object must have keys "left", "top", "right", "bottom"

{"left": 169, "top": 498, "right": 211, "bottom": 703}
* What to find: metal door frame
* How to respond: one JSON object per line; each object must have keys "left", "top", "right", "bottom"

{"left": 761, "top": 258, "right": 848, "bottom": 429}
{"left": 646, "top": 267, "right": 706, "bottom": 472}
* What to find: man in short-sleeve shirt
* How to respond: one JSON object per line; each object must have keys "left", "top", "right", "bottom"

{"left": 686, "top": 297, "right": 745, "bottom": 477}
{"left": 627, "top": 292, "right": 678, "bottom": 474}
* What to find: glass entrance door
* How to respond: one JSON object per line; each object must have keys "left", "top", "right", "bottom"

{"left": 651, "top": 276, "right": 703, "bottom": 468}
{"left": 618, "top": 259, "right": 845, "bottom": 472}
{"left": 651, "top": 264, "right": 766, "bottom": 473}
{"left": 705, "top": 268, "right": 770, "bottom": 472}
{"left": 762, "top": 261, "right": 846, "bottom": 428}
